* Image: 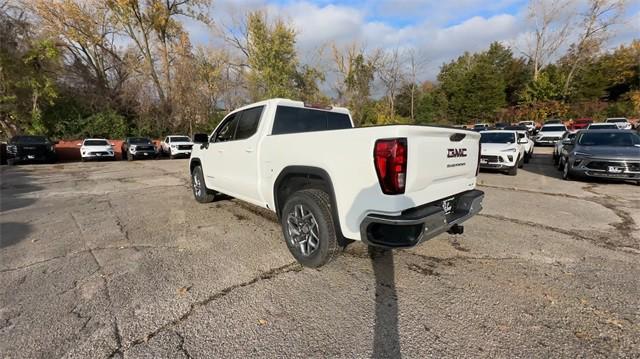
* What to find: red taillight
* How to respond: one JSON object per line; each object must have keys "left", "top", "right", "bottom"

{"left": 374, "top": 138, "right": 407, "bottom": 195}
{"left": 476, "top": 141, "right": 481, "bottom": 176}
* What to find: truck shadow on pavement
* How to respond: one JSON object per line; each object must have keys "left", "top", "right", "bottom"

{"left": 0, "top": 168, "right": 42, "bottom": 212}
{"left": 0, "top": 222, "right": 32, "bottom": 248}
{"left": 369, "top": 246, "right": 401, "bottom": 358}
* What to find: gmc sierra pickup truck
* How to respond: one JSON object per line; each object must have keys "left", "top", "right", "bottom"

{"left": 189, "top": 99, "right": 484, "bottom": 267}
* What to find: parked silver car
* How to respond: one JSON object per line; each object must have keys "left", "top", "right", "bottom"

{"left": 561, "top": 130, "right": 640, "bottom": 184}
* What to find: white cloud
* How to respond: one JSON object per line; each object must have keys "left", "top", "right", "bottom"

{"left": 187, "top": 0, "right": 639, "bottom": 83}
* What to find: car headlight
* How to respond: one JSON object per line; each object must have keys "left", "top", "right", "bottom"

{"left": 501, "top": 148, "right": 517, "bottom": 152}
{"left": 171, "top": 144, "right": 176, "bottom": 148}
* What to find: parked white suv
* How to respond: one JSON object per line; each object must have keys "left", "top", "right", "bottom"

{"left": 189, "top": 99, "right": 484, "bottom": 267}
{"left": 160, "top": 135, "right": 193, "bottom": 159}
{"left": 479, "top": 130, "right": 527, "bottom": 175}
{"left": 605, "top": 117, "right": 632, "bottom": 130}
{"left": 535, "top": 124, "right": 567, "bottom": 145}
{"left": 79, "top": 138, "right": 115, "bottom": 161}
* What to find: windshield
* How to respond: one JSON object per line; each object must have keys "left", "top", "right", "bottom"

{"left": 589, "top": 124, "right": 618, "bottom": 129}
{"left": 605, "top": 118, "right": 627, "bottom": 123}
{"left": 11, "top": 136, "right": 49, "bottom": 144}
{"left": 473, "top": 124, "right": 486, "bottom": 128}
{"left": 170, "top": 136, "right": 191, "bottom": 142}
{"left": 541, "top": 125, "right": 565, "bottom": 132}
{"left": 129, "top": 137, "right": 152, "bottom": 144}
{"left": 578, "top": 132, "right": 640, "bottom": 146}
{"left": 84, "top": 140, "right": 109, "bottom": 146}
{"left": 480, "top": 132, "right": 515, "bottom": 144}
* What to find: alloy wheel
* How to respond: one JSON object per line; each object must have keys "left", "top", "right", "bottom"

{"left": 286, "top": 204, "right": 320, "bottom": 256}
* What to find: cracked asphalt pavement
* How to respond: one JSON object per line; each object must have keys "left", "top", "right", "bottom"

{"left": 1, "top": 147, "right": 639, "bottom": 358}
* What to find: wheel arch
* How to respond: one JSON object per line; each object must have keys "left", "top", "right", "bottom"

{"left": 189, "top": 158, "right": 202, "bottom": 173}
{"left": 273, "top": 166, "right": 350, "bottom": 243}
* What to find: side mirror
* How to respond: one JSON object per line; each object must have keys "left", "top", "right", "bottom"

{"left": 518, "top": 138, "right": 528, "bottom": 144}
{"left": 193, "top": 133, "right": 208, "bottom": 144}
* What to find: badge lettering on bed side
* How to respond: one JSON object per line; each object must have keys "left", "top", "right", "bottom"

{"left": 447, "top": 148, "right": 467, "bottom": 158}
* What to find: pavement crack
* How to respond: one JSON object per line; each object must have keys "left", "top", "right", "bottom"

{"left": 0, "top": 254, "right": 68, "bottom": 273}
{"left": 106, "top": 199, "right": 131, "bottom": 241}
{"left": 175, "top": 331, "right": 193, "bottom": 359}
{"left": 478, "top": 213, "right": 638, "bottom": 253}
{"left": 125, "top": 262, "right": 302, "bottom": 351}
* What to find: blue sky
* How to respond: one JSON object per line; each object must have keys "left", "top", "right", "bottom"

{"left": 188, "top": 0, "right": 640, "bottom": 80}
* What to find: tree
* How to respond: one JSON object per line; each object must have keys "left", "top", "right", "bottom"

{"left": 29, "top": 0, "right": 127, "bottom": 107}
{"left": 438, "top": 46, "right": 508, "bottom": 123}
{"left": 331, "top": 43, "right": 379, "bottom": 125}
{"left": 246, "top": 11, "right": 298, "bottom": 100}
{"left": 524, "top": 0, "right": 574, "bottom": 81}
{"left": 1, "top": 2, "right": 60, "bottom": 137}
{"left": 106, "top": 0, "right": 211, "bottom": 119}
{"left": 378, "top": 48, "right": 405, "bottom": 117}
{"left": 561, "top": 0, "right": 626, "bottom": 96}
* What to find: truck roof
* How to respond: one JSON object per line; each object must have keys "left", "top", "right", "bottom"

{"left": 231, "top": 98, "right": 351, "bottom": 116}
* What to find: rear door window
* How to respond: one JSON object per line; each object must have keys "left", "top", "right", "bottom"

{"left": 272, "top": 106, "right": 352, "bottom": 135}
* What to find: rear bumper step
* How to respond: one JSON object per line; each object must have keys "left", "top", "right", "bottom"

{"left": 359, "top": 189, "right": 484, "bottom": 248}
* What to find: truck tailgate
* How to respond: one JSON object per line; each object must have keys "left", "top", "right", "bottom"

{"left": 401, "top": 127, "right": 479, "bottom": 193}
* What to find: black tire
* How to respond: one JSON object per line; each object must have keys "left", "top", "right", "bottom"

{"left": 506, "top": 164, "right": 518, "bottom": 176}
{"left": 169, "top": 150, "right": 174, "bottom": 160}
{"left": 81, "top": 157, "right": 85, "bottom": 162}
{"left": 191, "top": 165, "right": 215, "bottom": 203}
{"left": 562, "top": 160, "right": 573, "bottom": 180}
{"left": 553, "top": 153, "right": 558, "bottom": 165}
{"left": 518, "top": 155, "right": 524, "bottom": 168}
{"left": 524, "top": 152, "right": 530, "bottom": 164}
{"left": 280, "top": 189, "right": 339, "bottom": 268}
{"left": 127, "top": 151, "right": 133, "bottom": 161}
{"left": 557, "top": 156, "right": 565, "bottom": 171}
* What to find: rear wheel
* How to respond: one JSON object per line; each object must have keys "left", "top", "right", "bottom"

{"left": 562, "top": 161, "right": 573, "bottom": 180}
{"left": 281, "top": 189, "right": 339, "bottom": 268}
{"left": 191, "top": 166, "right": 215, "bottom": 203}
{"left": 557, "top": 156, "right": 565, "bottom": 171}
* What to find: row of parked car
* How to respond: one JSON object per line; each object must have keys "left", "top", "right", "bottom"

{"left": 4, "top": 135, "right": 195, "bottom": 165}
{"left": 471, "top": 117, "right": 636, "bottom": 135}
{"left": 473, "top": 118, "right": 640, "bottom": 184}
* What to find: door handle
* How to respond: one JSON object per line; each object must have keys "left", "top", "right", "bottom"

{"left": 245, "top": 148, "right": 254, "bottom": 153}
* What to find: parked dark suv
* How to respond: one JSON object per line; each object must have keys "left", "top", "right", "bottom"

{"left": 6, "top": 135, "right": 57, "bottom": 165}
{"left": 121, "top": 137, "right": 157, "bottom": 161}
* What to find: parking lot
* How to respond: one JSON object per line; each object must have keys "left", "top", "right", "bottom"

{"left": 1, "top": 147, "right": 639, "bottom": 358}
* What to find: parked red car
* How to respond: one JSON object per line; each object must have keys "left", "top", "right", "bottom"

{"left": 570, "top": 118, "right": 593, "bottom": 130}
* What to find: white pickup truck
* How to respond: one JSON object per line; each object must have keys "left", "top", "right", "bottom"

{"left": 189, "top": 99, "right": 484, "bottom": 267}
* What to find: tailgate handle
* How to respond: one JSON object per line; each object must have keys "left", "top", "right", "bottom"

{"left": 450, "top": 133, "right": 466, "bottom": 142}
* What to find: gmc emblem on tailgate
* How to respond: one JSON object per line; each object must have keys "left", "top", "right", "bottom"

{"left": 447, "top": 148, "right": 467, "bottom": 158}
